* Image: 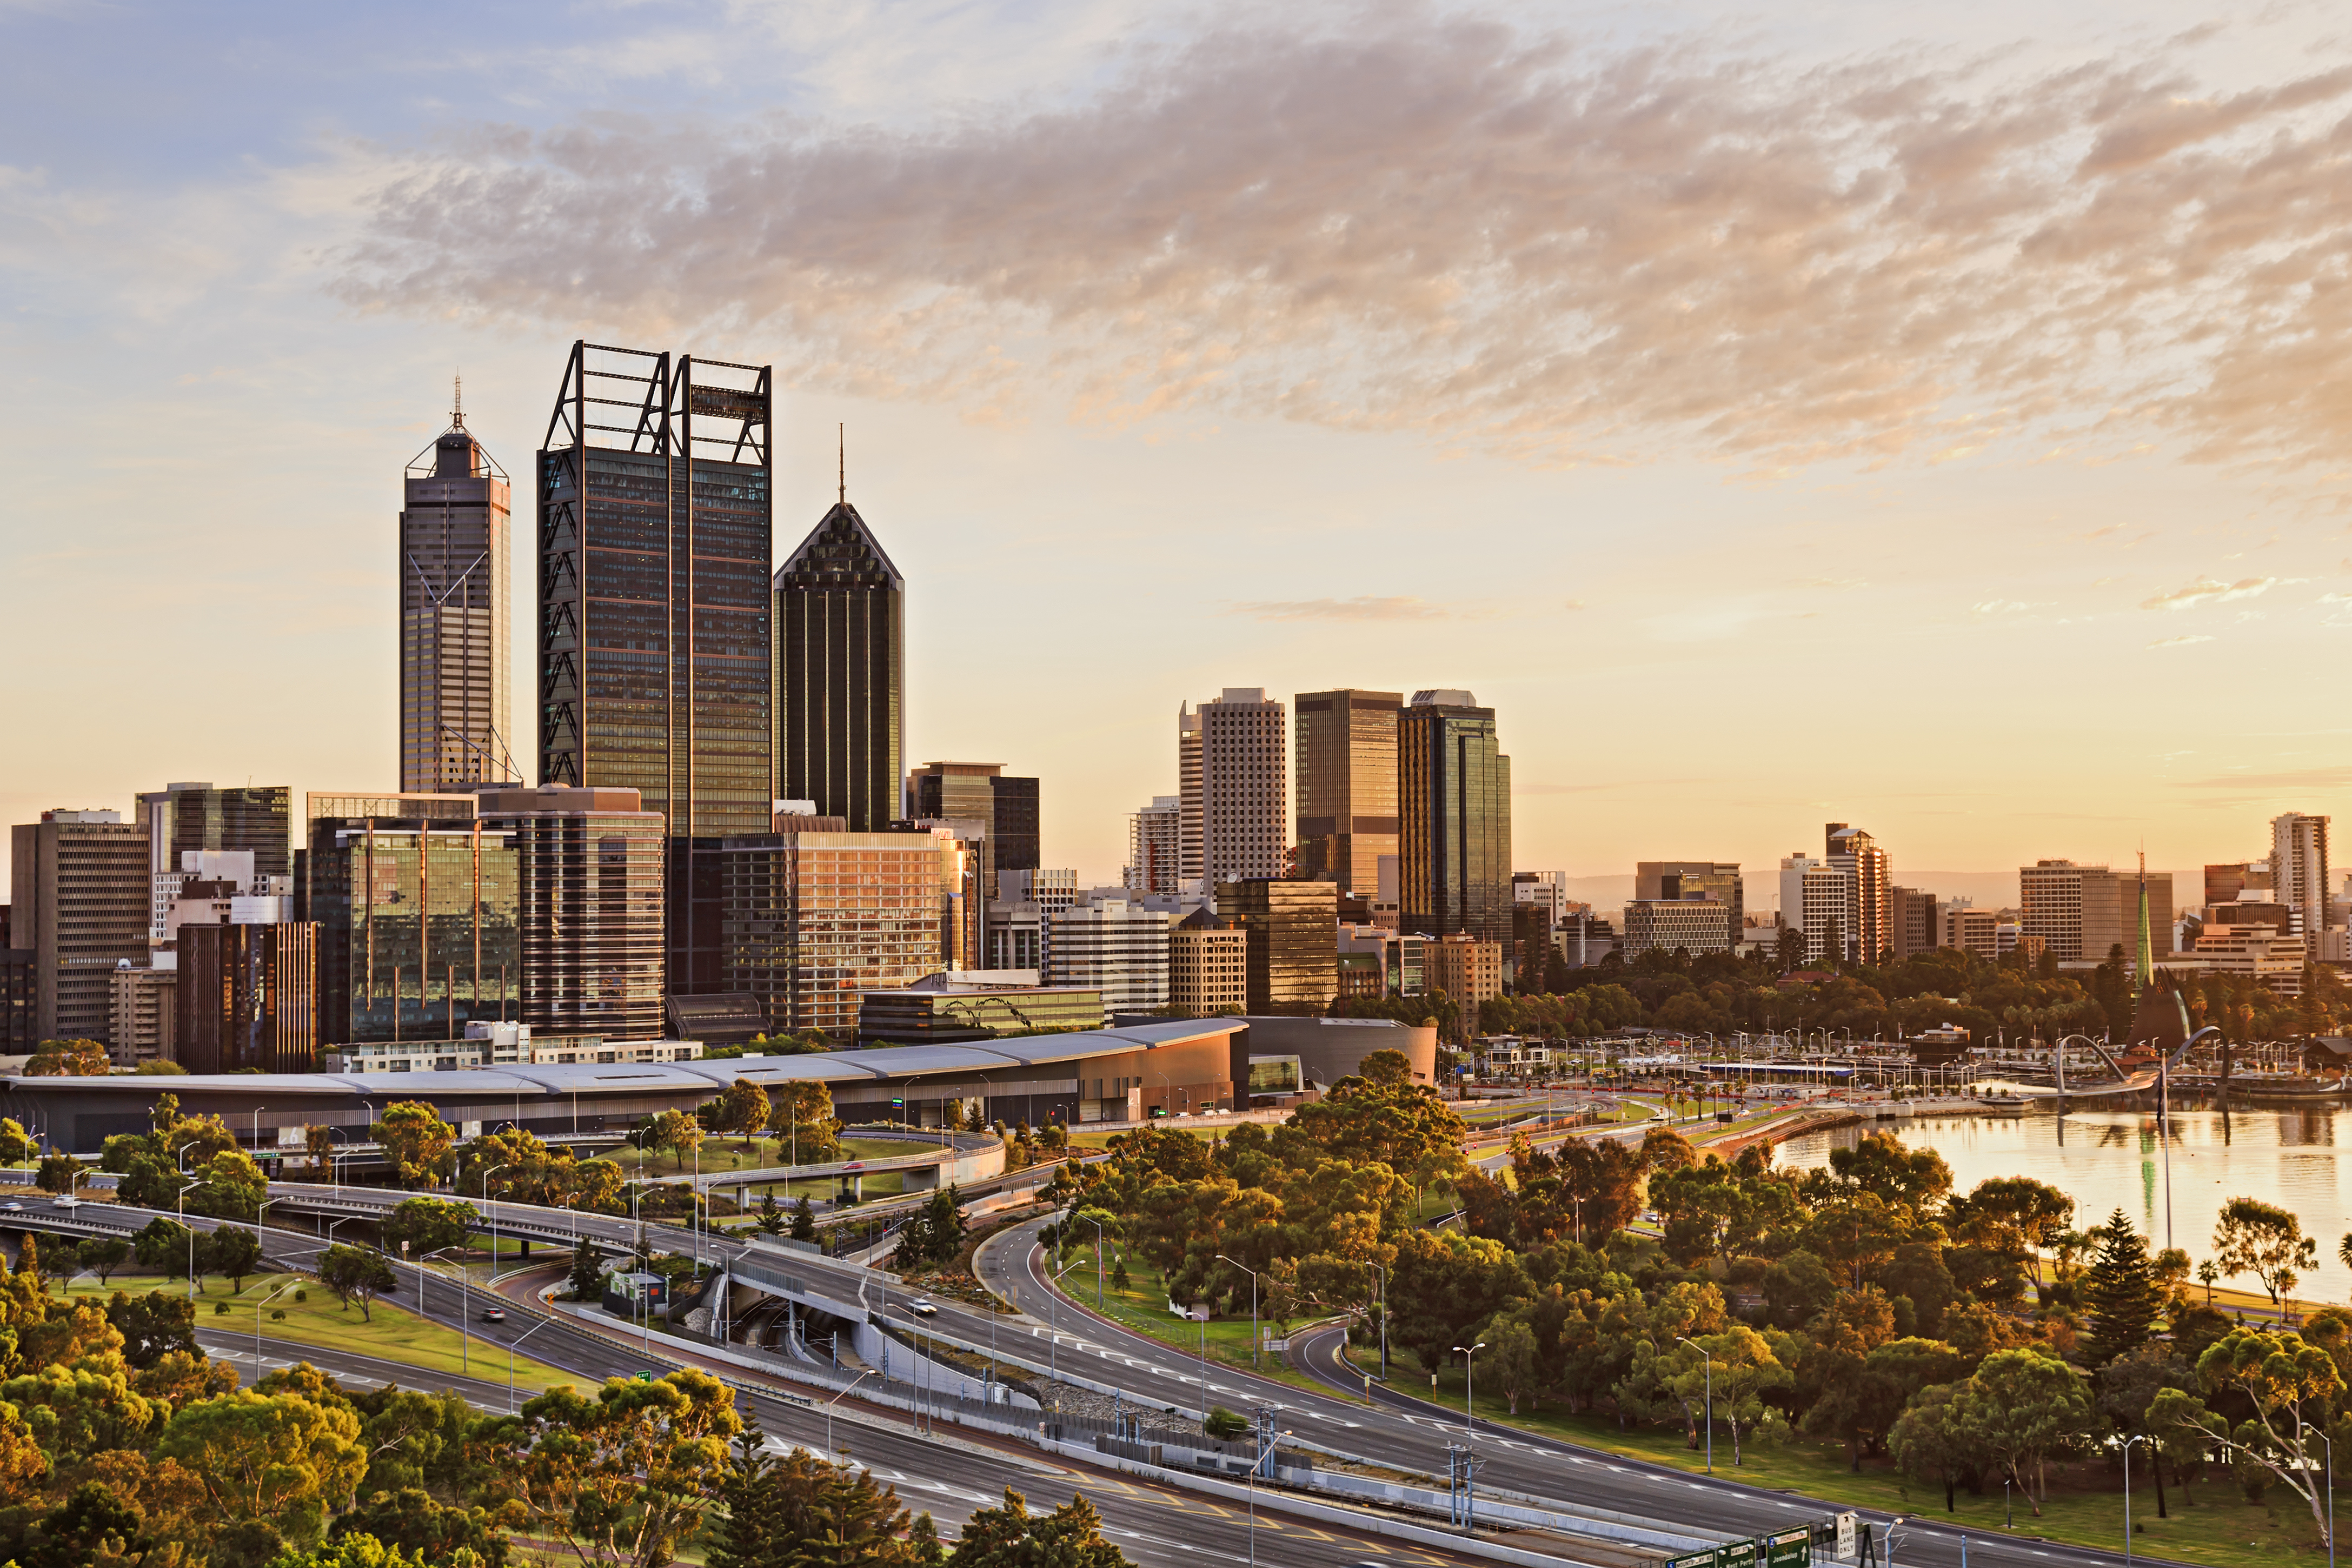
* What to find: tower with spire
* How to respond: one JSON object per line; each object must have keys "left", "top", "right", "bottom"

{"left": 772, "top": 428, "right": 905, "bottom": 830}
{"left": 2127, "top": 848, "right": 2190, "bottom": 1052}
{"left": 399, "top": 376, "right": 515, "bottom": 790}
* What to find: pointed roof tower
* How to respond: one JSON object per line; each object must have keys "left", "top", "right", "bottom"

{"left": 2127, "top": 848, "right": 2190, "bottom": 1053}
{"left": 772, "top": 444, "right": 905, "bottom": 830}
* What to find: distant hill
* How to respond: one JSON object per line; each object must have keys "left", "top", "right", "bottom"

{"left": 1557, "top": 868, "right": 2201, "bottom": 916}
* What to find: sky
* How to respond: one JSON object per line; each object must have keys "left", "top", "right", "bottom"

{"left": 4, "top": 0, "right": 2351, "bottom": 902}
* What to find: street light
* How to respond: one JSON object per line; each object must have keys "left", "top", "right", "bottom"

{"left": 508, "top": 1311, "right": 557, "bottom": 1412}
{"left": 1216, "top": 1254, "right": 1260, "bottom": 1368}
{"left": 1366, "top": 1260, "right": 1388, "bottom": 1380}
{"left": 1046, "top": 1259, "right": 1082, "bottom": 1405}
{"left": 1675, "top": 1334, "right": 1714, "bottom": 1473}
{"left": 825, "top": 1367, "right": 878, "bottom": 1460}
{"left": 173, "top": 1178, "right": 211, "bottom": 1300}
{"left": 1452, "top": 1341, "right": 1486, "bottom": 1533}
{"left": 2122, "top": 1434, "right": 2146, "bottom": 1565}
{"left": 480, "top": 1163, "right": 511, "bottom": 1286}
{"left": 1078, "top": 1212, "right": 1107, "bottom": 1308}
{"left": 255, "top": 1274, "right": 300, "bottom": 1365}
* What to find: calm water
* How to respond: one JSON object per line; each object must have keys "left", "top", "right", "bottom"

{"left": 1778, "top": 1105, "right": 2352, "bottom": 1302}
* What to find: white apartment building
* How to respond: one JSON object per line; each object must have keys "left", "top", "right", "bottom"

{"left": 1126, "top": 796, "right": 1182, "bottom": 894}
{"left": 1779, "top": 854, "right": 1851, "bottom": 965}
{"left": 2273, "top": 813, "right": 2331, "bottom": 940}
{"left": 1048, "top": 898, "right": 1173, "bottom": 1011}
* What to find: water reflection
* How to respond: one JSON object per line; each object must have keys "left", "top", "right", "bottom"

{"left": 1778, "top": 1104, "right": 2352, "bottom": 1300}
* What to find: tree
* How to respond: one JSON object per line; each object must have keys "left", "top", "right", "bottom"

{"left": 643, "top": 1108, "right": 702, "bottom": 1172}
{"left": 1357, "top": 1049, "right": 1414, "bottom": 1086}
{"left": 332, "top": 1485, "right": 510, "bottom": 1567}
{"left": 34, "top": 1155, "right": 80, "bottom": 1195}
{"left": 1666, "top": 1326, "right": 1791, "bottom": 1465}
{"left": 2152, "top": 1327, "right": 2345, "bottom": 1548}
{"left": 497, "top": 1369, "right": 742, "bottom": 1568}
{"left": 156, "top": 1388, "right": 368, "bottom": 1551}
{"left": 2214, "top": 1196, "right": 2318, "bottom": 1306}
{"left": 1888, "top": 1384, "right": 1973, "bottom": 1512}
{"left": 1946, "top": 1177, "right": 2074, "bottom": 1293}
{"left": 2100, "top": 1343, "right": 2192, "bottom": 1520}
{"left": 317, "top": 1246, "right": 397, "bottom": 1324}
{"left": 75, "top": 1236, "right": 130, "bottom": 1287}
{"left": 23, "top": 1039, "right": 110, "bottom": 1078}
{"left": 382, "top": 1197, "right": 477, "bottom": 1259}
{"left": 1487, "top": 1314, "right": 1542, "bottom": 1417}
{"left": 187, "top": 1147, "right": 269, "bottom": 1222}
{"left": 265, "top": 1533, "right": 433, "bottom": 1567}
{"left": 791, "top": 1197, "right": 818, "bottom": 1243}
{"left": 707, "top": 1080, "right": 772, "bottom": 1151}
{"left": 766, "top": 1081, "right": 842, "bottom": 1164}
{"left": 896, "top": 1186, "right": 966, "bottom": 1272}
{"left": 708, "top": 1435, "right": 940, "bottom": 1568}
{"left": 132, "top": 1218, "right": 200, "bottom": 1286}
{"left": 0, "top": 1119, "right": 36, "bottom": 1167}
{"left": 947, "top": 1488, "right": 1128, "bottom": 1568}
{"left": 1948, "top": 1348, "right": 2097, "bottom": 1513}
{"left": 107, "top": 1288, "right": 199, "bottom": 1368}
{"left": 568, "top": 1241, "right": 608, "bottom": 1301}
{"left": 2082, "top": 1208, "right": 2160, "bottom": 1368}
{"left": 208, "top": 1226, "right": 265, "bottom": 1294}
{"left": 371, "top": 1103, "right": 457, "bottom": 1190}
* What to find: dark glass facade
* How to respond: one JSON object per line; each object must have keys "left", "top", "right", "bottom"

{"left": 1292, "top": 690, "right": 1400, "bottom": 893}
{"left": 307, "top": 815, "right": 520, "bottom": 1043}
{"left": 1214, "top": 877, "right": 1338, "bottom": 1014}
{"left": 538, "top": 343, "right": 773, "bottom": 998}
{"left": 989, "top": 775, "right": 1040, "bottom": 873}
{"left": 775, "top": 503, "right": 904, "bottom": 832}
{"left": 137, "top": 785, "right": 292, "bottom": 880}
{"left": 177, "top": 922, "right": 316, "bottom": 1074}
{"left": 1398, "top": 698, "right": 1513, "bottom": 944}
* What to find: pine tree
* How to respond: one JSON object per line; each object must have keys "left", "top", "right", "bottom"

{"left": 2083, "top": 1208, "right": 2159, "bottom": 1368}
{"left": 790, "top": 1195, "right": 818, "bottom": 1241}
{"left": 568, "top": 1239, "right": 606, "bottom": 1300}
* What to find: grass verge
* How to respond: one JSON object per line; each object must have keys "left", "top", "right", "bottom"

{"left": 63, "top": 1271, "right": 579, "bottom": 1392}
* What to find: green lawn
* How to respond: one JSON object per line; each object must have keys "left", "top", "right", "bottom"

{"left": 63, "top": 1271, "right": 578, "bottom": 1392}
{"left": 1404, "top": 1358, "right": 2320, "bottom": 1568}
{"left": 1044, "top": 1244, "right": 1351, "bottom": 1403}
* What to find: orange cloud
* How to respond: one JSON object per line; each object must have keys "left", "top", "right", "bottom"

{"left": 340, "top": 21, "right": 2352, "bottom": 473}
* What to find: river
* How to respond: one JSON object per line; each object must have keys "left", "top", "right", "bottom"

{"left": 1777, "top": 1104, "right": 2352, "bottom": 1304}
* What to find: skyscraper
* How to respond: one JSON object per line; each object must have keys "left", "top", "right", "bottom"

{"left": 539, "top": 342, "right": 773, "bottom": 996}
{"left": 480, "top": 786, "right": 668, "bottom": 1038}
{"left": 1126, "top": 796, "right": 1181, "bottom": 894}
{"left": 10, "top": 809, "right": 149, "bottom": 1044}
{"left": 1215, "top": 877, "right": 1338, "bottom": 1013}
{"left": 774, "top": 473, "right": 904, "bottom": 833}
{"left": 1293, "top": 688, "right": 1401, "bottom": 894}
{"left": 1825, "top": 824, "right": 1890, "bottom": 964}
{"left": 1198, "top": 689, "right": 1288, "bottom": 883}
{"left": 2271, "top": 813, "right": 2331, "bottom": 939}
{"left": 1398, "top": 690, "right": 1512, "bottom": 943}
{"left": 400, "top": 386, "right": 515, "bottom": 791}
{"left": 906, "top": 762, "right": 1041, "bottom": 895}
{"left": 1177, "top": 705, "right": 1202, "bottom": 888}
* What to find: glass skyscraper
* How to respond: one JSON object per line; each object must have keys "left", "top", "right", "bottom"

{"left": 1398, "top": 691, "right": 1513, "bottom": 944}
{"left": 774, "top": 495, "right": 904, "bottom": 832}
{"left": 538, "top": 343, "right": 773, "bottom": 995}
{"left": 400, "top": 391, "right": 515, "bottom": 790}
{"left": 303, "top": 794, "right": 519, "bottom": 1044}
{"left": 1292, "top": 689, "right": 1401, "bottom": 894}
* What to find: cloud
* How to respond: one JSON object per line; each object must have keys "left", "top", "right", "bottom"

{"left": 2141, "top": 576, "right": 2278, "bottom": 610}
{"left": 335, "top": 20, "right": 2352, "bottom": 473}
{"left": 1562, "top": 599, "right": 1587, "bottom": 610}
{"left": 1972, "top": 600, "right": 2042, "bottom": 616}
{"left": 2148, "top": 634, "right": 2216, "bottom": 647}
{"left": 1794, "top": 577, "right": 1869, "bottom": 589}
{"left": 2173, "top": 767, "right": 2352, "bottom": 789}
{"left": 1231, "top": 595, "right": 1445, "bottom": 622}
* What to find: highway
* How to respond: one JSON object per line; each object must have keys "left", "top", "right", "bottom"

{"left": 18, "top": 1191, "right": 1481, "bottom": 1568}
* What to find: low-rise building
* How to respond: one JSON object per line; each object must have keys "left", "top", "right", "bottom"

{"left": 320, "top": 1024, "right": 705, "bottom": 1073}
{"left": 108, "top": 960, "right": 176, "bottom": 1068}
{"left": 1169, "top": 910, "right": 1246, "bottom": 1016}
{"left": 1942, "top": 905, "right": 2000, "bottom": 961}
{"left": 1622, "top": 896, "right": 1730, "bottom": 958}
{"left": 1049, "top": 898, "right": 1171, "bottom": 1012}
{"left": 855, "top": 973, "right": 1105, "bottom": 1045}
{"left": 1426, "top": 934, "right": 1503, "bottom": 1009}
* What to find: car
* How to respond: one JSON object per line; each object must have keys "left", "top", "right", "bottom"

{"left": 1, "top": 1203, "right": 21, "bottom": 1213}
{"left": 480, "top": 1307, "right": 507, "bottom": 1323}
{"left": 908, "top": 1298, "right": 938, "bottom": 1317}
{"left": 842, "top": 1161, "right": 864, "bottom": 1171}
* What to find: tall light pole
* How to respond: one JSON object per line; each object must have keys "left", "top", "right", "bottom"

{"left": 1046, "top": 1259, "right": 1081, "bottom": 1407}
{"left": 480, "top": 1163, "right": 511, "bottom": 1286}
{"left": 826, "top": 1367, "right": 878, "bottom": 1459}
{"left": 174, "top": 1178, "right": 211, "bottom": 1300}
{"left": 1453, "top": 1341, "right": 1486, "bottom": 1533}
{"left": 1217, "top": 1254, "right": 1260, "bottom": 1368}
{"left": 1367, "top": 1260, "right": 1387, "bottom": 1379}
{"left": 2122, "top": 1433, "right": 2145, "bottom": 1565}
{"left": 1676, "top": 1334, "right": 1713, "bottom": 1472}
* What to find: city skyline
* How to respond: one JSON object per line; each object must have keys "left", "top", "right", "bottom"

{"left": 9, "top": 3, "right": 2352, "bottom": 893}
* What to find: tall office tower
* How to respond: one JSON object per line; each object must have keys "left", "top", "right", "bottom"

{"left": 136, "top": 783, "right": 291, "bottom": 941}
{"left": 989, "top": 775, "right": 1040, "bottom": 878}
{"left": 1198, "top": 689, "right": 1288, "bottom": 883}
{"left": 400, "top": 389, "right": 515, "bottom": 790}
{"left": 1889, "top": 887, "right": 1939, "bottom": 959}
{"left": 480, "top": 786, "right": 667, "bottom": 1038}
{"left": 10, "top": 809, "right": 149, "bottom": 1044}
{"left": 177, "top": 920, "right": 317, "bottom": 1074}
{"left": 775, "top": 474, "right": 903, "bottom": 832}
{"left": 1293, "top": 689, "right": 1401, "bottom": 894}
{"left": 539, "top": 343, "right": 773, "bottom": 996}
{"left": 1778, "top": 853, "right": 1850, "bottom": 965}
{"left": 1398, "top": 690, "right": 1512, "bottom": 943}
{"left": 1825, "top": 824, "right": 1891, "bottom": 964}
{"left": 1177, "top": 705, "right": 1203, "bottom": 887}
{"left": 719, "top": 819, "right": 955, "bottom": 1040}
{"left": 2271, "top": 813, "right": 2331, "bottom": 938}
{"left": 303, "top": 792, "right": 520, "bottom": 1044}
{"left": 1048, "top": 899, "right": 1172, "bottom": 1012}
{"left": 1126, "top": 796, "right": 1181, "bottom": 894}
{"left": 1216, "top": 876, "right": 1338, "bottom": 1013}
{"left": 2018, "top": 860, "right": 2176, "bottom": 963}
{"left": 1634, "top": 862, "right": 1743, "bottom": 951}
{"left": 1170, "top": 909, "right": 1247, "bottom": 1015}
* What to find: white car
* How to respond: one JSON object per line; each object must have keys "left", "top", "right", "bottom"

{"left": 909, "top": 1298, "right": 938, "bottom": 1317}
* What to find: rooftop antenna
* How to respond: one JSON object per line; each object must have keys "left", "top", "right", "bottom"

{"left": 452, "top": 372, "right": 465, "bottom": 429}
{"left": 838, "top": 422, "right": 845, "bottom": 504}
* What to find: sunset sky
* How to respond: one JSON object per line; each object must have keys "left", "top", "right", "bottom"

{"left": 4, "top": 0, "right": 2350, "bottom": 900}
